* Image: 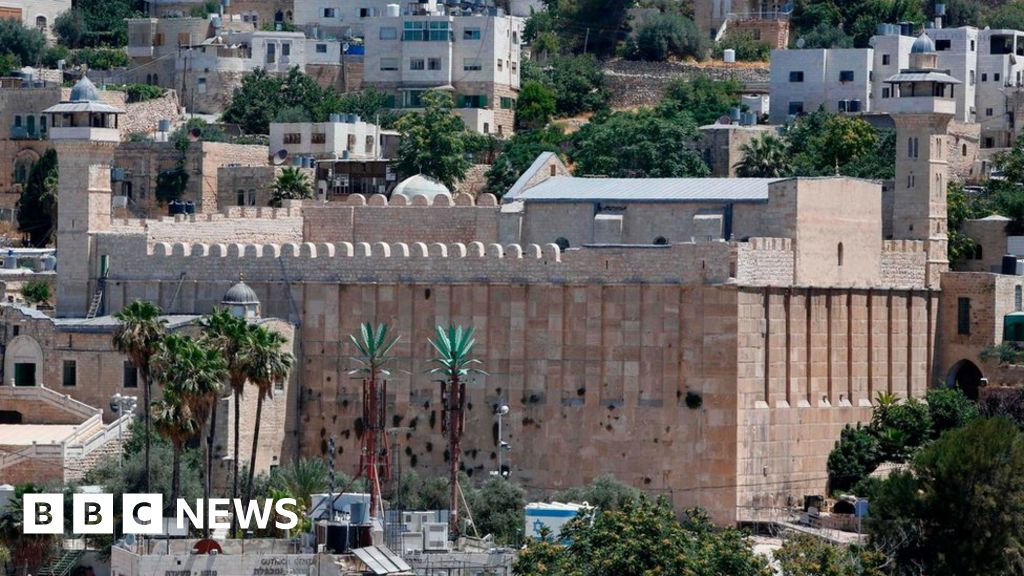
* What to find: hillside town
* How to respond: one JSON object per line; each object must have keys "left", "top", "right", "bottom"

{"left": 4, "top": 0, "right": 1024, "bottom": 575}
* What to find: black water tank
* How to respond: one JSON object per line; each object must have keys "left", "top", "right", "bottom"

{"left": 184, "top": 201, "right": 196, "bottom": 215}
{"left": 325, "top": 523, "right": 354, "bottom": 554}
{"left": 1002, "top": 255, "right": 1018, "bottom": 275}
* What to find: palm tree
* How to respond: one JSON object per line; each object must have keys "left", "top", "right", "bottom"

{"left": 156, "top": 334, "right": 227, "bottom": 536}
{"left": 428, "top": 325, "right": 486, "bottom": 538}
{"left": 275, "top": 457, "right": 328, "bottom": 510}
{"left": 150, "top": 390, "right": 200, "bottom": 505}
{"left": 269, "top": 167, "right": 313, "bottom": 206}
{"left": 200, "top": 309, "right": 250, "bottom": 530}
{"left": 349, "top": 323, "right": 401, "bottom": 519}
{"left": 735, "top": 133, "right": 792, "bottom": 178}
{"left": 112, "top": 300, "right": 167, "bottom": 492}
{"left": 241, "top": 325, "right": 294, "bottom": 508}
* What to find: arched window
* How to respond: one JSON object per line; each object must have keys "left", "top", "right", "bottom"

{"left": 35, "top": 16, "right": 46, "bottom": 31}
{"left": 837, "top": 242, "right": 844, "bottom": 267}
{"left": 975, "top": 244, "right": 984, "bottom": 260}
{"left": 554, "top": 237, "right": 570, "bottom": 250}
{"left": 654, "top": 236, "right": 668, "bottom": 245}
{"left": 962, "top": 144, "right": 968, "bottom": 156}
{"left": 152, "top": 73, "right": 158, "bottom": 85}
{"left": 275, "top": 9, "right": 284, "bottom": 22}
{"left": 145, "top": 73, "right": 152, "bottom": 84}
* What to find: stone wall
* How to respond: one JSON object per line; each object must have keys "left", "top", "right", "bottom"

{"left": 734, "top": 238, "right": 795, "bottom": 286}
{"left": 111, "top": 204, "right": 303, "bottom": 244}
{"left": 881, "top": 240, "right": 928, "bottom": 288}
{"left": 121, "top": 90, "right": 183, "bottom": 137}
{"left": 602, "top": 60, "right": 770, "bottom": 110}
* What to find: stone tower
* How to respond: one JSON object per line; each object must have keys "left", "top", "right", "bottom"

{"left": 43, "top": 77, "right": 123, "bottom": 317}
{"left": 885, "top": 33, "right": 960, "bottom": 289}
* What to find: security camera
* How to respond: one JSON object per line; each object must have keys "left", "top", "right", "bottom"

{"left": 498, "top": 405, "right": 509, "bottom": 415}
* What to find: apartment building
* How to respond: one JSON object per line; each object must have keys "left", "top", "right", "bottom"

{"left": 771, "top": 25, "right": 1024, "bottom": 148}
{"left": 0, "top": 0, "right": 69, "bottom": 41}
{"left": 363, "top": 10, "right": 522, "bottom": 135}
{"left": 269, "top": 117, "right": 399, "bottom": 160}
{"left": 294, "top": 0, "right": 438, "bottom": 39}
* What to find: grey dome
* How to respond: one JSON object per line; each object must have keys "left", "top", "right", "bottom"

{"left": 911, "top": 33, "right": 935, "bottom": 54}
{"left": 69, "top": 76, "right": 99, "bottom": 102}
{"left": 222, "top": 280, "right": 259, "bottom": 304}
{"left": 392, "top": 174, "right": 452, "bottom": 203}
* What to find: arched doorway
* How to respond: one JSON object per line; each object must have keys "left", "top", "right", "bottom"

{"left": 947, "top": 359, "right": 984, "bottom": 400}
{"left": 4, "top": 335, "right": 43, "bottom": 386}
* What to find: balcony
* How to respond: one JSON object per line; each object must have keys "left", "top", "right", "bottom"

{"left": 10, "top": 126, "right": 44, "bottom": 140}
{"left": 883, "top": 96, "right": 957, "bottom": 116}
{"left": 49, "top": 127, "right": 120, "bottom": 142}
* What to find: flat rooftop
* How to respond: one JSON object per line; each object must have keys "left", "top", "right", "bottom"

{"left": 0, "top": 424, "right": 78, "bottom": 445}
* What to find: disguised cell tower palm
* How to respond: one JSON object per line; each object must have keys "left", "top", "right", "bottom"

{"left": 429, "top": 325, "right": 485, "bottom": 538}
{"left": 349, "top": 323, "right": 400, "bottom": 519}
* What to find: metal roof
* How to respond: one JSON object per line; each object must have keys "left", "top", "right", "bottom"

{"left": 884, "top": 71, "right": 962, "bottom": 84}
{"left": 53, "top": 315, "right": 200, "bottom": 333}
{"left": 516, "top": 176, "right": 787, "bottom": 203}
{"left": 352, "top": 546, "right": 413, "bottom": 575}
{"left": 43, "top": 101, "right": 124, "bottom": 114}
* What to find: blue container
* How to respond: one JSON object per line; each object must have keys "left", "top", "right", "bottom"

{"left": 349, "top": 502, "right": 370, "bottom": 525}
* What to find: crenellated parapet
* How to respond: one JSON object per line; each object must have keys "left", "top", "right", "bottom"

{"left": 731, "top": 237, "right": 796, "bottom": 286}
{"left": 146, "top": 240, "right": 562, "bottom": 260}
{"left": 344, "top": 192, "right": 499, "bottom": 207}
{"left": 881, "top": 239, "right": 928, "bottom": 288}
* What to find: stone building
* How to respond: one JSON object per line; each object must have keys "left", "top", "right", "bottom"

{"left": 698, "top": 123, "right": 777, "bottom": 178}
{"left": 0, "top": 56, "right": 999, "bottom": 526}
{"left": 0, "top": 81, "right": 60, "bottom": 215}
{"left": 0, "top": 0, "right": 69, "bottom": 41}
{"left": 694, "top": 0, "right": 789, "bottom": 47}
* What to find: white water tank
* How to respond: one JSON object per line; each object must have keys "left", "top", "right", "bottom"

{"left": 723, "top": 49, "right": 736, "bottom": 63}
{"left": 386, "top": 4, "right": 400, "bottom": 17}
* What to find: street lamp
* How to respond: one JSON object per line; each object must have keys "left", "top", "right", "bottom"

{"left": 494, "top": 404, "right": 510, "bottom": 479}
{"left": 110, "top": 393, "right": 138, "bottom": 467}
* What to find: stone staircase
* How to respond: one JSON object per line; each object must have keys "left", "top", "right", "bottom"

{"left": 36, "top": 548, "right": 83, "bottom": 576}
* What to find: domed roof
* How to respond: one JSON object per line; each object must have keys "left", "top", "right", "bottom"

{"left": 222, "top": 280, "right": 259, "bottom": 305}
{"left": 392, "top": 174, "right": 452, "bottom": 203}
{"left": 911, "top": 33, "right": 935, "bottom": 54}
{"left": 69, "top": 76, "right": 99, "bottom": 102}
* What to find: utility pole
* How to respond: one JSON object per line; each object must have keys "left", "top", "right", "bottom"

{"left": 583, "top": 27, "right": 590, "bottom": 54}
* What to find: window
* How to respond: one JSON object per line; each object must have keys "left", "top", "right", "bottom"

{"left": 197, "top": 77, "right": 207, "bottom": 93}
{"left": 511, "top": 62, "right": 517, "bottom": 74}
{"left": 908, "top": 137, "right": 919, "bottom": 158}
{"left": 365, "top": 135, "right": 375, "bottom": 154}
{"left": 463, "top": 58, "right": 482, "bottom": 71}
{"left": 554, "top": 237, "right": 570, "bottom": 250}
{"left": 752, "top": 29, "right": 761, "bottom": 40}
{"left": 427, "top": 57, "right": 442, "bottom": 70}
{"left": 316, "top": 43, "right": 328, "bottom": 53}
{"left": 1016, "top": 286, "right": 1022, "bottom": 311}
{"left": 323, "top": 7, "right": 336, "bottom": 17}
{"left": 237, "top": 190, "right": 245, "bottom": 206}
{"left": 154, "top": 33, "right": 164, "bottom": 46}
{"left": 463, "top": 28, "right": 481, "bottom": 40}
{"left": 512, "top": 31, "right": 519, "bottom": 44}
{"left": 907, "top": 174, "right": 915, "bottom": 188}
{"left": 986, "top": 108, "right": 994, "bottom": 117}
{"left": 13, "top": 363, "right": 35, "bottom": 386}
{"left": 985, "top": 137, "right": 994, "bottom": 148}
{"left": 347, "top": 134, "right": 356, "bottom": 149}
{"left": 971, "top": 39, "right": 976, "bottom": 51}
{"left": 13, "top": 115, "right": 20, "bottom": 128}
{"left": 62, "top": 360, "right": 77, "bottom": 387}
{"left": 284, "top": 133, "right": 301, "bottom": 144}
{"left": 963, "top": 144, "right": 968, "bottom": 156}
{"left": 379, "top": 26, "right": 397, "bottom": 40}
{"left": 35, "top": 16, "right": 46, "bottom": 31}
{"left": 282, "top": 43, "right": 290, "bottom": 57}
{"left": 312, "top": 132, "right": 326, "bottom": 144}
{"left": 788, "top": 101, "right": 804, "bottom": 115}
{"left": 403, "top": 90, "right": 424, "bottom": 107}
{"left": 995, "top": 73, "right": 1001, "bottom": 83}
{"left": 248, "top": 190, "right": 256, "bottom": 206}
{"left": 837, "top": 243, "right": 844, "bottom": 266}
{"left": 428, "top": 21, "right": 451, "bottom": 41}
{"left": 970, "top": 70, "right": 976, "bottom": 85}
{"left": 957, "top": 297, "right": 971, "bottom": 335}
{"left": 839, "top": 70, "right": 854, "bottom": 82}
{"left": 982, "top": 73, "right": 988, "bottom": 82}
{"left": 266, "top": 42, "right": 276, "bottom": 64}
{"left": 882, "top": 87, "right": 891, "bottom": 98}
{"left": 882, "top": 54, "right": 890, "bottom": 65}
{"left": 500, "top": 96, "right": 514, "bottom": 109}
{"left": 12, "top": 325, "right": 19, "bottom": 336}
{"left": 410, "top": 58, "right": 425, "bottom": 70}
{"left": 403, "top": 20, "right": 450, "bottom": 41}
{"left": 497, "top": 59, "right": 503, "bottom": 71}
{"left": 459, "top": 94, "right": 486, "bottom": 108}
{"left": 483, "top": 122, "right": 489, "bottom": 133}
{"left": 936, "top": 39, "right": 951, "bottom": 51}
{"left": 123, "top": 361, "right": 139, "bottom": 388}
{"left": 380, "top": 57, "right": 399, "bottom": 71}
{"left": 789, "top": 71, "right": 804, "bottom": 82}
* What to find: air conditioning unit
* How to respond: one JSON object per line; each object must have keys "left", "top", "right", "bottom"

{"left": 401, "top": 531, "right": 424, "bottom": 554}
{"left": 423, "top": 522, "right": 449, "bottom": 551}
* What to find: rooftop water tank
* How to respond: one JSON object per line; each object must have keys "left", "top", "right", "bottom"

{"left": 349, "top": 502, "right": 370, "bottom": 525}
{"left": 723, "top": 48, "right": 736, "bottom": 63}
{"left": 386, "top": 3, "right": 400, "bottom": 17}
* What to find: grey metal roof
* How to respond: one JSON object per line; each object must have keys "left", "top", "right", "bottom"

{"left": 884, "top": 71, "right": 962, "bottom": 84}
{"left": 516, "top": 176, "right": 787, "bottom": 203}
{"left": 43, "top": 101, "right": 124, "bottom": 114}
{"left": 506, "top": 151, "right": 558, "bottom": 201}
{"left": 53, "top": 315, "right": 200, "bottom": 333}
{"left": 352, "top": 546, "right": 413, "bottom": 575}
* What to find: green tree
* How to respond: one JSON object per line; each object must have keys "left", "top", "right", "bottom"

{"left": 736, "top": 133, "right": 791, "bottom": 177}
{"left": 714, "top": 29, "right": 771, "bottom": 61}
{"left": 534, "top": 0, "right": 632, "bottom": 58}
{"left": 270, "top": 167, "right": 313, "bottom": 206}
{"left": 924, "top": 387, "right": 979, "bottom": 437}
{"left": 469, "top": 477, "right": 526, "bottom": 545}
{"left": 200, "top": 308, "right": 251, "bottom": 531}
{"left": 570, "top": 109, "right": 710, "bottom": 178}
{"left": 869, "top": 418, "right": 1024, "bottom": 576}
{"left": 827, "top": 424, "right": 881, "bottom": 494}
{"left": 524, "top": 56, "right": 610, "bottom": 118}
{"left": 17, "top": 148, "right": 58, "bottom": 247}
{"left": 150, "top": 389, "right": 200, "bottom": 505}
{"left": 395, "top": 90, "right": 471, "bottom": 190}
{"left": 552, "top": 474, "right": 641, "bottom": 511}
{"left": 484, "top": 126, "right": 565, "bottom": 196}
{"left": 948, "top": 183, "right": 980, "bottom": 265}
{"left": 0, "top": 485, "right": 58, "bottom": 573}
{"left": 933, "top": 0, "right": 981, "bottom": 28}
{"left": 791, "top": 0, "right": 924, "bottom": 48}
{"left": 20, "top": 280, "right": 51, "bottom": 305}
{"left": 70, "top": 47, "right": 130, "bottom": 70}
{"left": 0, "top": 52, "right": 19, "bottom": 76}
{"left": 155, "top": 166, "right": 189, "bottom": 205}
{"left": 222, "top": 67, "right": 350, "bottom": 135}
{"left": 776, "top": 533, "right": 886, "bottom": 576}
{"left": 513, "top": 497, "right": 770, "bottom": 576}
{"left": 0, "top": 19, "right": 45, "bottom": 67}
{"left": 272, "top": 458, "right": 327, "bottom": 511}
{"left": 872, "top": 397, "right": 932, "bottom": 462}
{"left": 516, "top": 81, "right": 557, "bottom": 129}
{"left": 785, "top": 110, "right": 891, "bottom": 178}
{"left": 658, "top": 74, "right": 742, "bottom": 127}
{"left": 113, "top": 301, "right": 167, "bottom": 493}
{"left": 796, "top": 22, "right": 855, "bottom": 49}
{"left": 54, "top": 0, "right": 144, "bottom": 48}
{"left": 984, "top": 1, "right": 1024, "bottom": 29}
{"left": 629, "top": 12, "right": 707, "bottom": 61}
{"left": 241, "top": 325, "right": 294, "bottom": 506}
{"left": 429, "top": 325, "right": 486, "bottom": 537}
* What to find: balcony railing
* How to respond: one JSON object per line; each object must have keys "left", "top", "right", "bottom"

{"left": 10, "top": 126, "right": 45, "bottom": 140}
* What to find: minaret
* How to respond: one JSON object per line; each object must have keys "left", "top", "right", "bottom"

{"left": 885, "top": 33, "right": 960, "bottom": 289}
{"left": 43, "top": 77, "right": 123, "bottom": 317}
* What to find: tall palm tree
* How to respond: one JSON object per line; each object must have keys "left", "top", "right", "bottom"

{"left": 349, "top": 323, "right": 401, "bottom": 519}
{"left": 270, "top": 167, "right": 313, "bottom": 206}
{"left": 428, "top": 325, "right": 486, "bottom": 538}
{"left": 112, "top": 300, "right": 167, "bottom": 492}
{"left": 241, "top": 325, "right": 294, "bottom": 508}
{"left": 156, "top": 334, "right": 227, "bottom": 537}
{"left": 735, "top": 133, "right": 792, "bottom": 178}
{"left": 150, "top": 389, "right": 200, "bottom": 506}
{"left": 200, "top": 309, "right": 250, "bottom": 530}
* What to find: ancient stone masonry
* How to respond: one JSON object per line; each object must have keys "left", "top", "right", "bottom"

{"left": 602, "top": 60, "right": 769, "bottom": 110}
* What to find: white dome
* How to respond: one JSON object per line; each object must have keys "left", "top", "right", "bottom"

{"left": 392, "top": 174, "right": 451, "bottom": 203}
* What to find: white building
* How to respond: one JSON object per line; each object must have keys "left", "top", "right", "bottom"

{"left": 269, "top": 117, "right": 399, "bottom": 160}
{"left": 0, "top": 0, "right": 69, "bottom": 40}
{"left": 770, "top": 25, "right": 1024, "bottom": 148}
{"left": 294, "top": 0, "right": 438, "bottom": 39}
{"left": 363, "top": 10, "right": 522, "bottom": 135}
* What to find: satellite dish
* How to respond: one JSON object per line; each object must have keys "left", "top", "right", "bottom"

{"left": 273, "top": 149, "right": 289, "bottom": 165}
{"left": 717, "top": 115, "right": 733, "bottom": 125}
{"left": 796, "top": 37, "right": 806, "bottom": 48}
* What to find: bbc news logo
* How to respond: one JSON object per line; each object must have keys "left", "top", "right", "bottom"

{"left": 23, "top": 495, "right": 299, "bottom": 535}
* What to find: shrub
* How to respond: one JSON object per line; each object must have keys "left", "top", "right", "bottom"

{"left": 71, "top": 47, "right": 129, "bottom": 70}
{"left": 925, "top": 387, "right": 979, "bottom": 437}
{"left": 827, "top": 424, "right": 881, "bottom": 494}
{"left": 20, "top": 280, "right": 51, "bottom": 305}
{"left": 122, "top": 83, "right": 165, "bottom": 103}
{"left": 713, "top": 29, "right": 771, "bottom": 61}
